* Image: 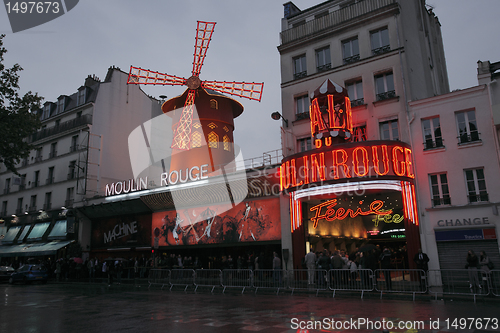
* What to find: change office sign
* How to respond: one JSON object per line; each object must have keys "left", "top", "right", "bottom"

{"left": 3, "top": 0, "right": 79, "bottom": 33}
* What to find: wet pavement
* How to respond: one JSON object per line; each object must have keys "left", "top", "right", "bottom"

{"left": 1, "top": 282, "right": 500, "bottom": 333}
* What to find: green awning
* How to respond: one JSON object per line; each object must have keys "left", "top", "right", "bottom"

{"left": 48, "top": 220, "right": 67, "bottom": 240}
{"left": 17, "top": 225, "right": 31, "bottom": 243}
{"left": 26, "top": 222, "right": 50, "bottom": 241}
{"left": 0, "top": 240, "right": 74, "bottom": 257}
{"left": 2, "top": 226, "right": 22, "bottom": 244}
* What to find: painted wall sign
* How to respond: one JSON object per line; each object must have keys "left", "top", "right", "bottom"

{"left": 280, "top": 141, "right": 415, "bottom": 191}
{"left": 436, "top": 217, "right": 490, "bottom": 227}
{"left": 104, "top": 221, "right": 138, "bottom": 244}
{"left": 435, "top": 228, "right": 497, "bottom": 242}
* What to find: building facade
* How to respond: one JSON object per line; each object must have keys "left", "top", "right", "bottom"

{"left": 277, "top": 0, "right": 449, "bottom": 269}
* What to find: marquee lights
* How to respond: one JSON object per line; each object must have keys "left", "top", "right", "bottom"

{"left": 280, "top": 142, "right": 415, "bottom": 191}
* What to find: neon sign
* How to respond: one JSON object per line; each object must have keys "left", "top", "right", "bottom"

{"left": 372, "top": 213, "right": 404, "bottom": 227}
{"left": 280, "top": 141, "right": 415, "bottom": 191}
{"left": 309, "top": 198, "right": 392, "bottom": 228}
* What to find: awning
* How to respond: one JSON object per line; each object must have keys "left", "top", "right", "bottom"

{"left": 2, "top": 226, "right": 22, "bottom": 244}
{"left": 0, "top": 226, "right": 7, "bottom": 243}
{"left": 17, "top": 225, "right": 31, "bottom": 243}
{"left": 26, "top": 222, "right": 51, "bottom": 241}
{"left": 48, "top": 220, "right": 67, "bottom": 240}
{"left": 0, "top": 240, "right": 74, "bottom": 257}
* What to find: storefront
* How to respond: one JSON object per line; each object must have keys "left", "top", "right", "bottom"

{"left": 280, "top": 80, "right": 420, "bottom": 269}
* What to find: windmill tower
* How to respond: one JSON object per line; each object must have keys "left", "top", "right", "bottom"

{"left": 127, "top": 21, "right": 263, "bottom": 175}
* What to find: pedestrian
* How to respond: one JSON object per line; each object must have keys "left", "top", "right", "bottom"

{"left": 413, "top": 248, "right": 429, "bottom": 291}
{"left": 304, "top": 248, "right": 317, "bottom": 285}
{"left": 88, "top": 258, "right": 95, "bottom": 282}
{"left": 272, "top": 252, "right": 282, "bottom": 286}
{"left": 465, "top": 250, "right": 481, "bottom": 290}
{"left": 56, "top": 259, "right": 62, "bottom": 282}
{"left": 102, "top": 261, "right": 107, "bottom": 282}
{"left": 379, "top": 248, "right": 392, "bottom": 290}
{"left": 479, "top": 251, "right": 493, "bottom": 289}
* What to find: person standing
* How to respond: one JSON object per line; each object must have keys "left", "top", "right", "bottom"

{"left": 272, "top": 252, "right": 282, "bottom": 286}
{"left": 304, "top": 249, "right": 317, "bottom": 285}
{"left": 479, "top": 251, "right": 492, "bottom": 289}
{"left": 413, "top": 249, "right": 429, "bottom": 291}
{"left": 466, "top": 250, "right": 481, "bottom": 290}
{"left": 88, "top": 258, "right": 95, "bottom": 283}
{"left": 379, "top": 248, "right": 393, "bottom": 290}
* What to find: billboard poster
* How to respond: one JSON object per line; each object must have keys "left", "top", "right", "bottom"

{"left": 152, "top": 197, "right": 281, "bottom": 246}
{"left": 91, "top": 214, "right": 151, "bottom": 249}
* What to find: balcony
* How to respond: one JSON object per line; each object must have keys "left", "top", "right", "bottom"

{"left": 280, "top": 0, "right": 397, "bottom": 45}
{"left": 468, "top": 193, "right": 489, "bottom": 203}
{"left": 350, "top": 98, "right": 364, "bottom": 107}
{"left": 65, "top": 199, "right": 74, "bottom": 208}
{"left": 31, "top": 181, "right": 39, "bottom": 188}
{"left": 372, "top": 45, "right": 391, "bottom": 56}
{"left": 424, "top": 138, "right": 444, "bottom": 150}
{"left": 30, "top": 114, "right": 92, "bottom": 142}
{"left": 376, "top": 90, "right": 396, "bottom": 101}
{"left": 35, "top": 156, "right": 43, "bottom": 163}
{"left": 316, "top": 63, "right": 331, "bottom": 72}
{"left": 15, "top": 208, "right": 23, "bottom": 215}
{"left": 43, "top": 203, "right": 52, "bottom": 210}
{"left": 3, "top": 188, "right": 10, "bottom": 194}
{"left": 46, "top": 177, "right": 54, "bottom": 185}
{"left": 295, "top": 112, "right": 310, "bottom": 121}
{"left": 29, "top": 205, "right": 37, "bottom": 212}
{"left": 343, "top": 54, "right": 360, "bottom": 65}
{"left": 69, "top": 144, "right": 79, "bottom": 152}
{"left": 49, "top": 151, "right": 57, "bottom": 159}
{"left": 432, "top": 197, "right": 451, "bottom": 207}
{"left": 67, "top": 172, "right": 76, "bottom": 180}
{"left": 293, "top": 71, "right": 307, "bottom": 80}
{"left": 458, "top": 132, "right": 481, "bottom": 145}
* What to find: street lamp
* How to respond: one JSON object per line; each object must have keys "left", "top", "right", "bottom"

{"left": 271, "top": 111, "right": 288, "bottom": 127}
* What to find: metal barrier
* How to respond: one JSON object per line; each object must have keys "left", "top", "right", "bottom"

{"left": 328, "top": 269, "right": 374, "bottom": 298}
{"left": 287, "top": 269, "right": 328, "bottom": 296}
{"left": 169, "top": 269, "right": 195, "bottom": 292}
{"left": 221, "top": 269, "right": 253, "bottom": 294}
{"left": 194, "top": 269, "right": 222, "bottom": 293}
{"left": 427, "top": 269, "right": 490, "bottom": 302}
{"left": 253, "top": 269, "right": 286, "bottom": 294}
{"left": 490, "top": 270, "right": 500, "bottom": 297}
{"left": 374, "top": 269, "right": 427, "bottom": 300}
{"left": 148, "top": 269, "right": 170, "bottom": 289}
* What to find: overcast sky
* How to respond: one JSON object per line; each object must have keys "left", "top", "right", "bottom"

{"left": 1, "top": 0, "right": 499, "bottom": 164}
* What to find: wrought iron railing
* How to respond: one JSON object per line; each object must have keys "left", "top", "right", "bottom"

{"left": 31, "top": 114, "right": 92, "bottom": 142}
{"left": 376, "top": 90, "right": 396, "bottom": 101}
{"left": 343, "top": 54, "right": 360, "bottom": 64}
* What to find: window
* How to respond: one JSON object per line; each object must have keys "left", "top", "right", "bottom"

{"left": 77, "top": 88, "right": 86, "bottom": 105}
{"left": 68, "top": 161, "right": 77, "bottom": 180}
{"left": 371, "top": 27, "right": 390, "bottom": 55}
{"left": 421, "top": 117, "right": 443, "bottom": 149}
{"left": 342, "top": 38, "right": 360, "bottom": 64}
{"left": 208, "top": 132, "right": 218, "bottom": 149}
{"left": 456, "top": 110, "right": 480, "bottom": 144}
{"left": 298, "top": 137, "right": 313, "bottom": 152}
{"left": 293, "top": 55, "right": 307, "bottom": 79}
{"left": 42, "top": 104, "right": 51, "bottom": 120}
{"left": 70, "top": 135, "right": 79, "bottom": 152}
{"left": 57, "top": 98, "right": 65, "bottom": 114}
{"left": 44, "top": 192, "right": 52, "bottom": 211}
{"left": 295, "top": 95, "right": 309, "bottom": 120}
{"left": 223, "top": 135, "right": 230, "bottom": 151}
{"left": 19, "top": 174, "right": 26, "bottom": 190}
{"left": 29, "top": 195, "right": 37, "bottom": 212}
{"left": 374, "top": 72, "right": 395, "bottom": 101}
{"left": 49, "top": 142, "right": 57, "bottom": 158}
{"left": 464, "top": 168, "right": 488, "bottom": 203}
{"left": 379, "top": 119, "right": 399, "bottom": 140}
{"left": 1, "top": 201, "right": 7, "bottom": 216}
{"left": 191, "top": 132, "right": 202, "bottom": 148}
{"left": 4, "top": 178, "right": 10, "bottom": 194}
{"left": 35, "top": 148, "right": 43, "bottom": 162}
{"left": 33, "top": 170, "right": 40, "bottom": 188}
{"left": 316, "top": 47, "right": 331, "bottom": 72}
{"left": 47, "top": 167, "right": 55, "bottom": 185}
{"left": 429, "top": 173, "right": 451, "bottom": 206}
{"left": 55, "top": 119, "right": 60, "bottom": 127}
{"left": 65, "top": 188, "right": 74, "bottom": 207}
{"left": 16, "top": 198, "right": 23, "bottom": 215}
{"left": 346, "top": 80, "right": 364, "bottom": 106}
{"left": 352, "top": 125, "right": 367, "bottom": 142}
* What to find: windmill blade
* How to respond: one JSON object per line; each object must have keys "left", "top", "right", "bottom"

{"left": 127, "top": 66, "right": 186, "bottom": 86}
{"left": 171, "top": 90, "right": 197, "bottom": 150}
{"left": 192, "top": 21, "right": 216, "bottom": 77}
{"left": 202, "top": 80, "right": 264, "bottom": 102}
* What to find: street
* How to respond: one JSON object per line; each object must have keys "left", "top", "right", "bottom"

{"left": 1, "top": 282, "right": 500, "bottom": 333}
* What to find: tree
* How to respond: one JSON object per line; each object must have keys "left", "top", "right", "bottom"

{"left": 0, "top": 34, "right": 43, "bottom": 175}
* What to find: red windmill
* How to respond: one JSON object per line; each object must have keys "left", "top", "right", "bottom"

{"left": 127, "top": 21, "right": 264, "bottom": 154}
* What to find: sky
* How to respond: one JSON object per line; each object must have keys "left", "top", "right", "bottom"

{"left": 1, "top": 0, "right": 499, "bottom": 164}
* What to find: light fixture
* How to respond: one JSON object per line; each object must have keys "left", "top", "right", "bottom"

{"left": 271, "top": 111, "right": 288, "bottom": 127}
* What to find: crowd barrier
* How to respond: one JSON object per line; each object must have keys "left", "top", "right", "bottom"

{"left": 143, "top": 268, "right": 500, "bottom": 301}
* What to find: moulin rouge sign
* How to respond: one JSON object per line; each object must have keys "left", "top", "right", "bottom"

{"left": 280, "top": 79, "right": 414, "bottom": 191}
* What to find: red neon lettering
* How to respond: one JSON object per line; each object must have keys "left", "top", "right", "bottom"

{"left": 392, "top": 146, "right": 406, "bottom": 176}
{"left": 310, "top": 153, "right": 326, "bottom": 182}
{"left": 315, "top": 139, "right": 322, "bottom": 149}
{"left": 324, "top": 137, "right": 332, "bottom": 147}
{"left": 310, "top": 199, "right": 392, "bottom": 228}
{"left": 404, "top": 148, "right": 415, "bottom": 179}
{"left": 332, "top": 149, "right": 351, "bottom": 179}
{"left": 303, "top": 155, "right": 310, "bottom": 185}
{"left": 344, "top": 96, "right": 353, "bottom": 132}
{"left": 372, "top": 145, "right": 389, "bottom": 176}
{"left": 353, "top": 146, "right": 369, "bottom": 177}
{"left": 291, "top": 159, "right": 303, "bottom": 186}
{"left": 309, "top": 99, "right": 326, "bottom": 135}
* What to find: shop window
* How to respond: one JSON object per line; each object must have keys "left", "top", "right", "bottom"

{"left": 379, "top": 119, "right": 399, "bottom": 140}
{"left": 374, "top": 72, "right": 395, "bottom": 101}
{"left": 371, "top": 27, "right": 390, "bottom": 55}
{"left": 316, "top": 46, "right": 331, "bottom": 72}
{"left": 422, "top": 117, "right": 443, "bottom": 150}
{"left": 464, "top": 168, "right": 488, "bottom": 203}
{"left": 297, "top": 137, "right": 312, "bottom": 152}
{"left": 342, "top": 37, "right": 359, "bottom": 64}
{"left": 456, "top": 110, "right": 480, "bottom": 144}
{"left": 191, "top": 131, "right": 202, "bottom": 148}
{"left": 223, "top": 135, "right": 230, "bottom": 151}
{"left": 295, "top": 95, "right": 309, "bottom": 120}
{"left": 429, "top": 173, "right": 451, "bottom": 206}
{"left": 293, "top": 55, "right": 307, "bottom": 80}
{"left": 346, "top": 79, "right": 363, "bottom": 106}
{"left": 208, "top": 131, "right": 218, "bottom": 149}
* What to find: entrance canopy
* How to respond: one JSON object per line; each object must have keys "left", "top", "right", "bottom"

{"left": 0, "top": 240, "right": 73, "bottom": 257}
